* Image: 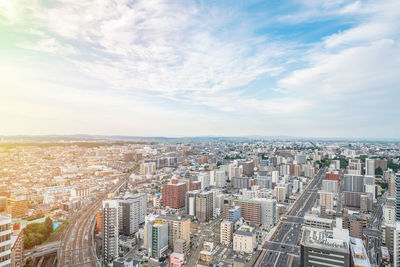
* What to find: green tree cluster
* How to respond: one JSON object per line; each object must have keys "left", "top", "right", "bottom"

{"left": 23, "top": 217, "right": 53, "bottom": 249}
{"left": 375, "top": 167, "right": 383, "bottom": 176}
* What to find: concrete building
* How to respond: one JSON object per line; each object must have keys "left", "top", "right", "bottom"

{"left": 365, "top": 159, "right": 375, "bottom": 176}
{"left": 344, "top": 174, "right": 364, "bottom": 193}
{"left": 6, "top": 199, "right": 28, "bottom": 218}
{"left": 11, "top": 228, "right": 23, "bottom": 267}
{"left": 304, "top": 214, "right": 334, "bottom": 230}
{"left": 113, "top": 258, "right": 139, "bottom": 267}
{"left": 275, "top": 186, "right": 286, "bottom": 203}
{"left": 170, "top": 252, "right": 185, "bottom": 267}
{"left": 173, "top": 239, "right": 187, "bottom": 254}
{"left": 300, "top": 227, "right": 350, "bottom": 267}
{"left": 162, "top": 183, "right": 187, "bottom": 209}
{"left": 144, "top": 221, "right": 168, "bottom": 258}
{"left": 196, "top": 192, "right": 213, "bottom": 222}
{"left": 159, "top": 215, "right": 190, "bottom": 250}
{"left": 227, "top": 205, "right": 241, "bottom": 224}
{"left": 233, "top": 225, "right": 256, "bottom": 253}
{"left": 383, "top": 204, "right": 395, "bottom": 223}
{"left": 102, "top": 200, "right": 119, "bottom": 263}
{"left": 343, "top": 214, "right": 363, "bottom": 239}
{"left": 221, "top": 220, "right": 234, "bottom": 246}
{"left": 322, "top": 180, "right": 339, "bottom": 193}
{"left": 198, "top": 172, "right": 210, "bottom": 190}
{"left": 257, "top": 198, "right": 277, "bottom": 229}
{"left": 319, "top": 191, "right": 334, "bottom": 210}
{"left": 232, "top": 176, "right": 250, "bottom": 189}
{"left": 185, "top": 191, "right": 200, "bottom": 217}
{"left": 118, "top": 193, "right": 146, "bottom": 235}
{"left": 349, "top": 237, "right": 371, "bottom": 267}
{"left": 396, "top": 173, "right": 400, "bottom": 220}
{"left": 233, "top": 199, "right": 261, "bottom": 227}
{"left": 0, "top": 215, "right": 11, "bottom": 267}
{"left": 215, "top": 170, "right": 227, "bottom": 188}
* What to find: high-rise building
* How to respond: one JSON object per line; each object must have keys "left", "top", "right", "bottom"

{"left": 322, "top": 180, "right": 339, "bottom": 193}
{"left": 221, "top": 220, "right": 233, "bottom": 246}
{"left": 275, "top": 186, "right": 286, "bottom": 203}
{"left": 102, "top": 200, "right": 119, "bottom": 263}
{"left": 215, "top": 170, "right": 227, "bottom": 188}
{"left": 159, "top": 215, "right": 190, "bottom": 250}
{"left": 319, "top": 191, "right": 334, "bottom": 210}
{"left": 198, "top": 172, "right": 210, "bottom": 190}
{"left": 6, "top": 199, "right": 28, "bottom": 218}
{"left": 196, "top": 192, "right": 213, "bottom": 222}
{"left": 228, "top": 163, "right": 243, "bottom": 180}
{"left": 232, "top": 176, "right": 250, "bottom": 189}
{"left": 256, "top": 198, "right": 276, "bottom": 229}
{"left": 343, "top": 214, "right": 363, "bottom": 239}
{"left": 162, "top": 183, "right": 187, "bottom": 209}
{"left": 344, "top": 174, "right": 364, "bottom": 192}
{"left": 365, "top": 159, "right": 375, "bottom": 176}
{"left": 396, "top": 173, "right": 400, "bottom": 221}
{"left": 144, "top": 221, "right": 168, "bottom": 258}
{"left": 185, "top": 191, "right": 200, "bottom": 217}
{"left": 300, "top": 227, "right": 350, "bottom": 267}
{"left": 118, "top": 193, "right": 147, "bottom": 235}
{"left": 233, "top": 199, "right": 261, "bottom": 227}
{"left": 11, "top": 227, "right": 23, "bottom": 267}
{"left": 0, "top": 215, "right": 11, "bottom": 266}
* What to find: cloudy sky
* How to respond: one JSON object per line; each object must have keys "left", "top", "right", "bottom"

{"left": 1, "top": 0, "right": 399, "bottom": 138}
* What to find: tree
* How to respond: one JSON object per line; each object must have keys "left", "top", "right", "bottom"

{"left": 375, "top": 167, "right": 383, "bottom": 176}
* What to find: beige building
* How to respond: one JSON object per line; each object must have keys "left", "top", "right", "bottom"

{"left": 221, "top": 220, "right": 233, "bottom": 246}
{"left": 275, "top": 186, "right": 286, "bottom": 203}
{"left": 6, "top": 199, "right": 28, "bottom": 218}
{"left": 159, "top": 215, "right": 190, "bottom": 251}
{"left": 233, "top": 225, "right": 256, "bottom": 253}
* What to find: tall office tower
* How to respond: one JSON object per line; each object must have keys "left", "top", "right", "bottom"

{"left": 387, "top": 171, "right": 395, "bottom": 197}
{"left": 322, "top": 180, "right": 339, "bottom": 193}
{"left": 214, "top": 194, "right": 225, "bottom": 214}
{"left": 209, "top": 170, "right": 216, "bottom": 187}
{"left": 344, "top": 174, "right": 364, "bottom": 192}
{"left": 396, "top": 173, "right": 400, "bottom": 221}
{"left": 118, "top": 194, "right": 147, "bottom": 236}
{"left": 239, "top": 161, "right": 254, "bottom": 176}
{"left": 301, "top": 227, "right": 350, "bottom": 267}
{"left": 144, "top": 221, "right": 168, "bottom": 258}
{"left": 102, "top": 200, "right": 119, "bottom": 263}
{"left": 215, "top": 170, "right": 227, "bottom": 188}
{"left": 196, "top": 192, "right": 213, "bottom": 222}
{"left": 255, "top": 176, "right": 272, "bottom": 189}
{"left": 159, "top": 215, "right": 190, "bottom": 250}
{"left": 275, "top": 186, "right": 286, "bottom": 203}
{"left": 365, "top": 159, "right": 375, "bottom": 176}
{"left": 198, "top": 172, "right": 210, "bottom": 190}
{"left": 232, "top": 176, "right": 250, "bottom": 189}
{"left": 279, "top": 164, "right": 290, "bottom": 176}
{"left": 0, "top": 215, "right": 11, "bottom": 266}
{"left": 162, "top": 183, "right": 187, "bottom": 209}
{"left": 228, "top": 163, "right": 243, "bottom": 180}
{"left": 257, "top": 198, "right": 277, "bottom": 229}
{"left": 233, "top": 199, "right": 261, "bottom": 227}
{"left": 221, "top": 220, "right": 233, "bottom": 246}
{"left": 185, "top": 191, "right": 200, "bottom": 216}
{"left": 271, "top": 171, "right": 279, "bottom": 183}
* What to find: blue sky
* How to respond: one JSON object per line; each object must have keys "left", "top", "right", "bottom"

{"left": 0, "top": 0, "right": 399, "bottom": 138}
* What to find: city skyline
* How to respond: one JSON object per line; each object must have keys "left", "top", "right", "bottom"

{"left": 1, "top": 0, "right": 400, "bottom": 138}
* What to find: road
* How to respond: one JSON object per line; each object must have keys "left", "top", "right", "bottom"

{"left": 258, "top": 168, "right": 326, "bottom": 267}
{"left": 59, "top": 178, "right": 128, "bottom": 266}
{"left": 186, "top": 218, "right": 222, "bottom": 267}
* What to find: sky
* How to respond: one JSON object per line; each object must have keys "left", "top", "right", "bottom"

{"left": 0, "top": 0, "right": 399, "bottom": 138}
